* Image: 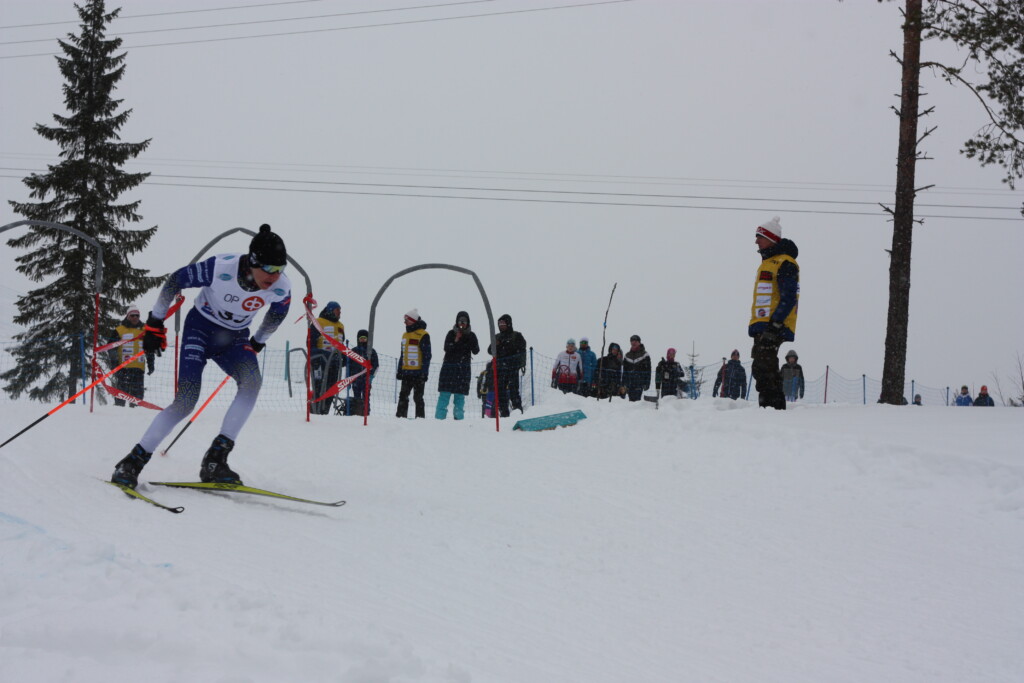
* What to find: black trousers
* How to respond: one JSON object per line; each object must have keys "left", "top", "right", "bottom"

{"left": 397, "top": 376, "right": 426, "bottom": 418}
{"left": 751, "top": 336, "right": 785, "bottom": 410}
{"left": 115, "top": 367, "right": 145, "bottom": 406}
{"left": 496, "top": 367, "right": 522, "bottom": 417}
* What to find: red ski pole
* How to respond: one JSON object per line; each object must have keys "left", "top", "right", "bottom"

{"left": 160, "top": 375, "right": 231, "bottom": 456}
{"left": 0, "top": 350, "right": 146, "bottom": 450}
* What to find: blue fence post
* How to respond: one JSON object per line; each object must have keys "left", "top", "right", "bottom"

{"left": 79, "top": 333, "right": 87, "bottom": 404}
{"left": 746, "top": 371, "right": 753, "bottom": 400}
{"left": 689, "top": 364, "right": 697, "bottom": 399}
{"left": 285, "top": 341, "right": 290, "bottom": 382}
{"left": 529, "top": 346, "right": 535, "bottom": 407}
{"left": 945, "top": 386, "right": 950, "bottom": 406}
{"left": 862, "top": 374, "right": 866, "bottom": 405}
{"left": 911, "top": 379, "right": 915, "bottom": 406}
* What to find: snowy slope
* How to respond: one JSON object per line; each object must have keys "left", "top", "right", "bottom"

{"left": 1, "top": 396, "right": 1022, "bottom": 683}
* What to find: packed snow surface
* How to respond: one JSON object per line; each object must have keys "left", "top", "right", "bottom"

{"left": 1, "top": 395, "right": 1022, "bottom": 682}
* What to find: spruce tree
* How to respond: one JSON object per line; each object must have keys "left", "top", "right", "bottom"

{"left": 3, "top": 0, "right": 161, "bottom": 402}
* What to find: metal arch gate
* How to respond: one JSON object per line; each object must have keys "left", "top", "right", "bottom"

{"left": 366, "top": 264, "right": 502, "bottom": 431}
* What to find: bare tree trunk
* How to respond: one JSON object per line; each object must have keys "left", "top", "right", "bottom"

{"left": 880, "top": 0, "right": 923, "bottom": 405}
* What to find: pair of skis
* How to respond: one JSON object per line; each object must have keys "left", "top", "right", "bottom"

{"left": 107, "top": 480, "right": 345, "bottom": 514}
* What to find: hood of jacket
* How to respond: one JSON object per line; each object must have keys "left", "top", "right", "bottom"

{"left": 759, "top": 237, "right": 799, "bottom": 261}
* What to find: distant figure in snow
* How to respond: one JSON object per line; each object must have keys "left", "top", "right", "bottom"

{"left": 397, "top": 309, "right": 431, "bottom": 419}
{"left": 487, "top": 314, "right": 527, "bottom": 417}
{"left": 552, "top": 339, "right": 584, "bottom": 394}
{"left": 913, "top": 394, "right": 923, "bottom": 406}
{"left": 713, "top": 349, "right": 748, "bottom": 400}
{"left": 973, "top": 385, "right": 995, "bottom": 407}
{"left": 310, "top": 300, "right": 344, "bottom": 415}
{"left": 622, "top": 335, "right": 652, "bottom": 402}
{"left": 656, "top": 348, "right": 687, "bottom": 398}
{"left": 781, "top": 349, "right": 805, "bottom": 402}
{"left": 595, "top": 343, "right": 625, "bottom": 399}
{"left": 954, "top": 385, "right": 973, "bottom": 406}
{"left": 348, "top": 329, "right": 379, "bottom": 415}
{"left": 748, "top": 216, "right": 800, "bottom": 410}
{"left": 436, "top": 311, "right": 479, "bottom": 420}
{"left": 107, "top": 306, "right": 149, "bottom": 407}
{"left": 577, "top": 337, "right": 598, "bottom": 397}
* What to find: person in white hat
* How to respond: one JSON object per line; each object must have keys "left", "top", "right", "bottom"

{"left": 552, "top": 338, "right": 584, "bottom": 394}
{"left": 108, "top": 306, "right": 147, "bottom": 407}
{"left": 749, "top": 216, "right": 800, "bottom": 410}
{"left": 397, "top": 308, "right": 431, "bottom": 418}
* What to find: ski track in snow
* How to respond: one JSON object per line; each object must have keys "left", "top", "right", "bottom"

{"left": 1, "top": 396, "right": 1022, "bottom": 683}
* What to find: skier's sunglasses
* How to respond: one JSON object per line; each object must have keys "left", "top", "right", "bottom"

{"left": 249, "top": 256, "right": 286, "bottom": 274}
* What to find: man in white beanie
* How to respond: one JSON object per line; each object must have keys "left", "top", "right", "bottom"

{"left": 748, "top": 216, "right": 800, "bottom": 410}
{"left": 397, "top": 308, "right": 431, "bottom": 418}
{"left": 108, "top": 306, "right": 147, "bottom": 407}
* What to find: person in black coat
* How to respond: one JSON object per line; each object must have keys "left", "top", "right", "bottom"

{"left": 713, "top": 349, "right": 748, "bottom": 400}
{"left": 655, "top": 347, "right": 687, "bottom": 398}
{"left": 595, "top": 342, "right": 625, "bottom": 399}
{"left": 487, "top": 313, "right": 527, "bottom": 417}
{"left": 346, "top": 329, "right": 379, "bottom": 415}
{"left": 436, "top": 311, "right": 479, "bottom": 420}
{"left": 973, "top": 385, "right": 995, "bottom": 406}
{"left": 622, "top": 334, "right": 652, "bottom": 402}
{"left": 781, "top": 349, "right": 805, "bottom": 402}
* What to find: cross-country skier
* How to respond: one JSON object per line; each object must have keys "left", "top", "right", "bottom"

{"left": 110, "top": 224, "right": 292, "bottom": 488}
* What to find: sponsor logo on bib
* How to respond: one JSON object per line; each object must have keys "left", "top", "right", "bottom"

{"left": 241, "top": 296, "right": 265, "bottom": 312}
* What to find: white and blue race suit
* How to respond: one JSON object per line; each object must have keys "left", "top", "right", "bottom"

{"left": 137, "top": 254, "right": 291, "bottom": 453}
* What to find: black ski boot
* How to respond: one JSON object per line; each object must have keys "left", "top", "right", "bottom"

{"left": 199, "top": 434, "right": 242, "bottom": 484}
{"left": 111, "top": 444, "right": 152, "bottom": 489}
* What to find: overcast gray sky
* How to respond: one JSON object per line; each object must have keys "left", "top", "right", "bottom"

{"left": 2, "top": 0, "right": 1021, "bottom": 396}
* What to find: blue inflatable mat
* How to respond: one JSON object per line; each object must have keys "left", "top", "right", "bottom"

{"left": 512, "top": 410, "right": 587, "bottom": 431}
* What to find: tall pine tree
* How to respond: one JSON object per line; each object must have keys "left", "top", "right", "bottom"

{"left": 3, "top": 0, "right": 161, "bottom": 402}
{"left": 878, "top": 0, "right": 1023, "bottom": 405}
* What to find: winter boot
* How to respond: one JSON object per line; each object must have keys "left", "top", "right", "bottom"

{"left": 199, "top": 434, "right": 242, "bottom": 484}
{"left": 111, "top": 444, "right": 152, "bottom": 489}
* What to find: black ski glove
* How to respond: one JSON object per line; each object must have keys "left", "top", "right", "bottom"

{"left": 142, "top": 314, "right": 167, "bottom": 354}
{"left": 249, "top": 336, "right": 265, "bottom": 354}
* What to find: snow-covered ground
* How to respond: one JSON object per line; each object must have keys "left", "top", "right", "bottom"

{"left": 1, "top": 395, "right": 1021, "bottom": 683}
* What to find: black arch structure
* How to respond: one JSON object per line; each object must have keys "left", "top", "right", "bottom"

{"left": 367, "top": 263, "right": 502, "bottom": 431}
{"left": 1, "top": 219, "right": 106, "bottom": 409}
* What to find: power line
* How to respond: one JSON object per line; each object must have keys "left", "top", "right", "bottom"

{"left": 2, "top": 152, "right": 1018, "bottom": 198}
{"left": 0, "top": 0, "right": 337, "bottom": 30}
{"left": 0, "top": 0, "right": 635, "bottom": 59}
{"left": 1, "top": 166, "right": 1019, "bottom": 211}
{"left": 2, "top": 171, "right": 1017, "bottom": 220}
{"left": 134, "top": 179, "right": 1023, "bottom": 220}
{"left": 0, "top": 0, "right": 497, "bottom": 46}
{"left": 135, "top": 172, "right": 1024, "bottom": 211}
